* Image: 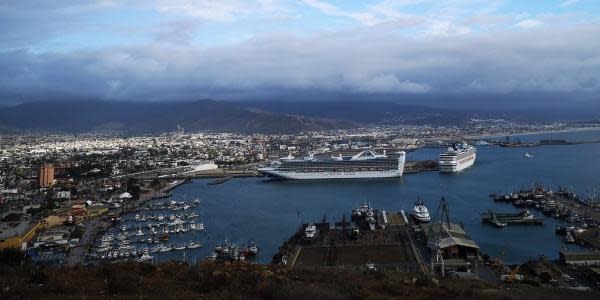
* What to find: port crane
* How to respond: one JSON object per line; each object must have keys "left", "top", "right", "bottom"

{"left": 502, "top": 263, "right": 524, "bottom": 283}
{"left": 428, "top": 197, "right": 451, "bottom": 277}
{"left": 489, "top": 243, "right": 511, "bottom": 269}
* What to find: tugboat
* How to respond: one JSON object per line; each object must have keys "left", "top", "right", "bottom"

{"left": 410, "top": 199, "right": 431, "bottom": 223}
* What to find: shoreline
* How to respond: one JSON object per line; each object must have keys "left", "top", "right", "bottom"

{"left": 465, "top": 126, "right": 600, "bottom": 140}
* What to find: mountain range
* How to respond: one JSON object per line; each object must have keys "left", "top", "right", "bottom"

{"left": 0, "top": 99, "right": 598, "bottom": 134}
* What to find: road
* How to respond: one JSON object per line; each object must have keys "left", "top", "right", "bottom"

{"left": 65, "top": 218, "right": 104, "bottom": 266}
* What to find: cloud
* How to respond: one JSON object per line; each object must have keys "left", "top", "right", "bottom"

{"left": 358, "top": 74, "right": 430, "bottom": 93}
{"left": 153, "top": 20, "right": 202, "bottom": 45}
{"left": 302, "top": 0, "right": 383, "bottom": 26}
{"left": 1, "top": 21, "right": 600, "bottom": 102}
{"left": 155, "top": 0, "right": 246, "bottom": 22}
{"left": 560, "top": 0, "right": 579, "bottom": 8}
{"left": 516, "top": 19, "right": 542, "bottom": 29}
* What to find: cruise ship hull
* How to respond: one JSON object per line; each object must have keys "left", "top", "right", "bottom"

{"left": 439, "top": 153, "right": 476, "bottom": 173}
{"left": 258, "top": 169, "right": 404, "bottom": 180}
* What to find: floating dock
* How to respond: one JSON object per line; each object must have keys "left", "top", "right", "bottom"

{"left": 481, "top": 210, "right": 543, "bottom": 228}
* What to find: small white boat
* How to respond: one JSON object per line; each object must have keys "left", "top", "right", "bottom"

{"left": 411, "top": 199, "right": 431, "bottom": 223}
{"left": 524, "top": 153, "right": 534, "bottom": 158}
{"left": 138, "top": 249, "right": 153, "bottom": 262}
{"left": 247, "top": 242, "right": 258, "bottom": 255}
{"left": 187, "top": 242, "right": 202, "bottom": 249}
{"left": 304, "top": 224, "right": 318, "bottom": 239}
{"left": 159, "top": 245, "right": 172, "bottom": 252}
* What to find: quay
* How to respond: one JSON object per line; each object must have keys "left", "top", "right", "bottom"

{"left": 272, "top": 200, "right": 486, "bottom": 279}
{"left": 272, "top": 209, "right": 426, "bottom": 273}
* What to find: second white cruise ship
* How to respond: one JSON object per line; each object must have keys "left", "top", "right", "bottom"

{"left": 438, "top": 143, "right": 476, "bottom": 173}
{"left": 258, "top": 150, "right": 406, "bottom": 180}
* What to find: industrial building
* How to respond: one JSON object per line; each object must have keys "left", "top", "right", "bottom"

{"left": 421, "top": 222, "right": 479, "bottom": 260}
{"left": 560, "top": 250, "right": 600, "bottom": 266}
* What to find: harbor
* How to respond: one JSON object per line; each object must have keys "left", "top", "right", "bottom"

{"left": 151, "top": 128, "right": 600, "bottom": 265}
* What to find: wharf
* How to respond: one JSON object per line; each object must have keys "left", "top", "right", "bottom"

{"left": 273, "top": 211, "right": 425, "bottom": 273}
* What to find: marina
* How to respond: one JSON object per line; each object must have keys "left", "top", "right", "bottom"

{"left": 87, "top": 199, "right": 207, "bottom": 263}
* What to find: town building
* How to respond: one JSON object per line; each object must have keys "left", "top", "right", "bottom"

{"left": 38, "top": 163, "right": 54, "bottom": 188}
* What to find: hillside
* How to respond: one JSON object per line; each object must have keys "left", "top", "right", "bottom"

{"left": 0, "top": 100, "right": 355, "bottom": 134}
{"left": 0, "top": 250, "right": 598, "bottom": 300}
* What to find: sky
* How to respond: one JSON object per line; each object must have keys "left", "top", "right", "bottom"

{"left": 1, "top": 0, "right": 600, "bottom": 104}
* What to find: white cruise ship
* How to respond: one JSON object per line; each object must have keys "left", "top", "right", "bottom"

{"left": 438, "top": 143, "right": 476, "bottom": 173}
{"left": 258, "top": 150, "right": 406, "bottom": 180}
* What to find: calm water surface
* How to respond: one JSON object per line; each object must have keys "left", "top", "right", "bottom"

{"left": 135, "top": 129, "right": 600, "bottom": 264}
